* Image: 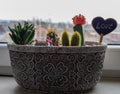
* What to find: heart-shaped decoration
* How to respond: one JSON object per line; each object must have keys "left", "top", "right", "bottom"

{"left": 92, "top": 17, "right": 117, "bottom": 35}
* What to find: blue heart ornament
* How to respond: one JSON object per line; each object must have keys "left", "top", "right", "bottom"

{"left": 92, "top": 17, "right": 117, "bottom": 35}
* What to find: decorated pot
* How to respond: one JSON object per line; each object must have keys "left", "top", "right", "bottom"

{"left": 7, "top": 43, "right": 107, "bottom": 93}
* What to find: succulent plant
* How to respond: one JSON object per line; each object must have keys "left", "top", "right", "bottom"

{"left": 8, "top": 22, "right": 35, "bottom": 45}
{"left": 71, "top": 32, "right": 81, "bottom": 46}
{"left": 61, "top": 30, "right": 70, "bottom": 46}
{"left": 47, "top": 32, "right": 57, "bottom": 46}
{"left": 46, "top": 29, "right": 58, "bottom": 46}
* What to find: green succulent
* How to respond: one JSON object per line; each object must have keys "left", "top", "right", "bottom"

{"left": 47, "top": 32, "right": 57, "bottom": 46}
{"left": 8, "top": 22, "right": 35, "bottom": 45}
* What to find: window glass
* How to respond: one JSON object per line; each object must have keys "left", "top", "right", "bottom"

{"left": 0, "top": 0, "right": 120, "bottom": 44}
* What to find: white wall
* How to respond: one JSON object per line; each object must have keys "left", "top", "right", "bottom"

{"left": 104, "top": 46, "right": 120, "bottom": 70}
{"left": 0, "top": 45, "right": 10, "bottom": 66}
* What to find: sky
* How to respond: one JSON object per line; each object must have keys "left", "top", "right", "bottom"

{"left": 0, "top": 0, "right": 120, "bottom": 23}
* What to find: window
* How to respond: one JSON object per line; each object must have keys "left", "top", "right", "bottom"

{"left": 0, "top": 0, "right": 120, "bottom": 44}
{"left": 0, "top": 0, "right": 120, "bottom": 77}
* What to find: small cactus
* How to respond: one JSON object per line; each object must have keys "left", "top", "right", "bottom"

{"left": 61, "top": 30, "right": 70, "bottom": 46}
{"left": 47, "top": 29, "right": 57, "bottom": 46}
{"left": 71, "top": 32, "right": 81, "bottom": 46}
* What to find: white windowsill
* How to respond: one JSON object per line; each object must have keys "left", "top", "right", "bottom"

{"left": 0, "top": 44, "right": 120, "bottom": 77}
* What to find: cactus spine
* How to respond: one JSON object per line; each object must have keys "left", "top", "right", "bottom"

{"left": 61, "top": 30, "right": 70, "bottom": 46}
{"left": 71, "top": 32, "right": 81, "bottom": 46}
{"left": 73, "top": 24, "right": 84, "bottom": 46}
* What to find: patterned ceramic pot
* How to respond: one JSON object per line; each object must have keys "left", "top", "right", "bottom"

{"left": 8, "top": 44, "right": 107, "bottom": 92}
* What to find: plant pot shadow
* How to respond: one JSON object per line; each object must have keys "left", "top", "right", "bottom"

{"left": 14, "top": 86, "right": 94, "bottom": 94}
{"left": 14, "top": 86, "right": 47, "bottom": 94}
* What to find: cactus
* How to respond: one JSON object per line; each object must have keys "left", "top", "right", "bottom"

{"left": 61, "top": 30, "right": 70, "bottom": 46}
{"left": 71, "top": 32, "right": 81, "bottom": 46}
{"left": 8, "top": 22, "right": 35, "bottom": 45}
{"left": 73, "top": 25, "right": 84, "bottom": 45}
{"left": 72, "top": 14, "right": 86, "bottom": 46}
{"left": 47, "top": 29, "right": 57, "bottom": 46}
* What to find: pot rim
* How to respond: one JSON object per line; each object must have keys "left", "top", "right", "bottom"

{"left": 7, "top": 43, "right": 107, "bottom": 53}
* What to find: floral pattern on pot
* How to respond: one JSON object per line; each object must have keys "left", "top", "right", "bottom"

{"left": 8, "top": 45, "right": 106, "bottom": 92}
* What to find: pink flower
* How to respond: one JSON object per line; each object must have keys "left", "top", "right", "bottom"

{"left": 72, "top": 14, "right": 86, "bottom": 25}
{"left": 46, "top": 38, "right": 52, "bottom": 43}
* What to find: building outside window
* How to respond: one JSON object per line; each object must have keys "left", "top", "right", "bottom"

{"left": 0, "top": 0, "right": 120, "bottom": 45}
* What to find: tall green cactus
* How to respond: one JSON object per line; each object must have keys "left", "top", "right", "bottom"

{"left": 71, "top": 32, "right": 81, "bottom": 46}
{"left": 73, "top": 24, "right": 84, "bottom": 46}
{"left": 61, "top": 30, "right": 70, "bottom": 46}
